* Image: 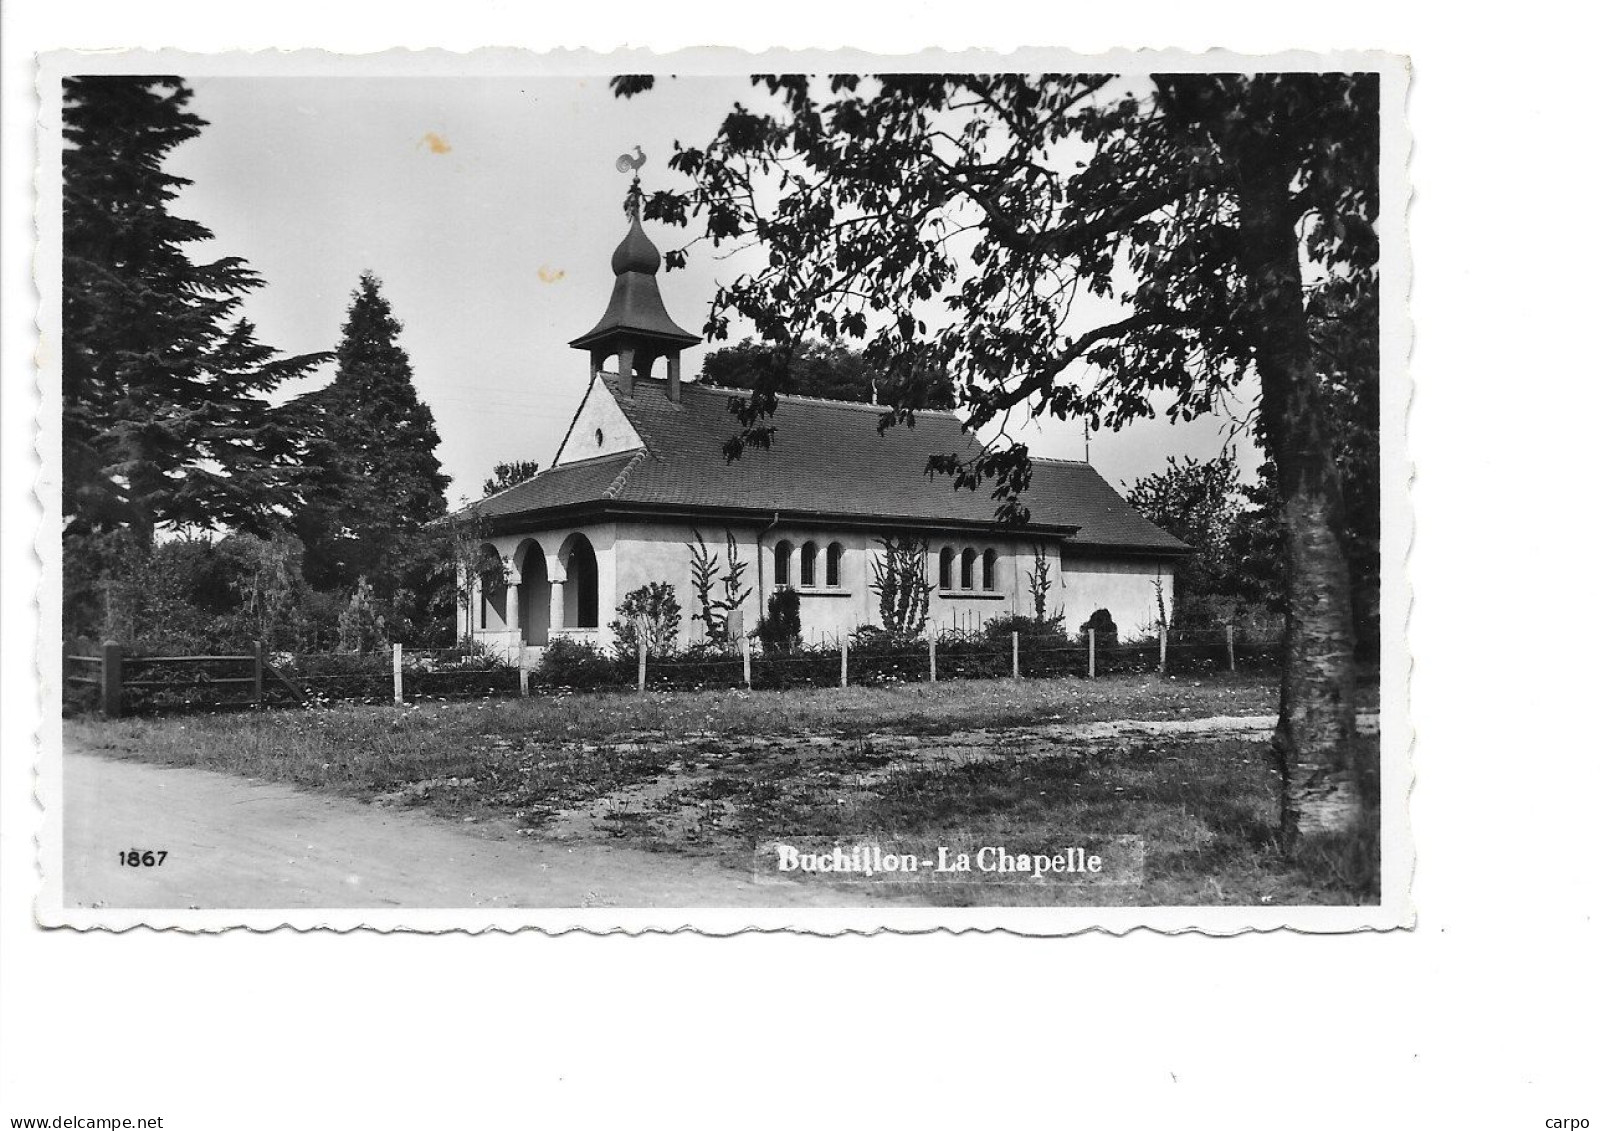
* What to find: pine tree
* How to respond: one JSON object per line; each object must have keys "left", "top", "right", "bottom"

{"left": 293, "top": 273, "right": 450, "bottom": 609}
{"left": 62, "top": 75, "right": 325, "bottom": 544}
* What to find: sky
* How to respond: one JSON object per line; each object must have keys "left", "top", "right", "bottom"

{"left": 164, "top": 74, "right": 1260, "bottom": 509}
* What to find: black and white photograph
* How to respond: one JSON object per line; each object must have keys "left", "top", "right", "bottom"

{"left": 32, "top": 51, "right": 1410, "bottom": 932}
{"left": 6, "top": 8, "right": 1600, "bottom": 1130}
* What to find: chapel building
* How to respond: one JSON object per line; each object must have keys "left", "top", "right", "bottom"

{"left": 457, "top": 183, "right": 1187, "bottom": 660}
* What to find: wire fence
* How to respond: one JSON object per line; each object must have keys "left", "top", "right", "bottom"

{"left": 64, "top": 625, "right": 1278, "bottom": 718}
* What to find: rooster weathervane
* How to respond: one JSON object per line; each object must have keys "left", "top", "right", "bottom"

{"left": 617, "top": 145, "right": 647, "bottom": 219}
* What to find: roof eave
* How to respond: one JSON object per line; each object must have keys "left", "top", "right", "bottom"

{"left": 477, "top": 497, "right": 1137, "bottom": 541}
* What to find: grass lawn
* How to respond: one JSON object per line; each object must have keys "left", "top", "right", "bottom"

{"left": 65, "top": 672, "right": 1379, "bottom": 906}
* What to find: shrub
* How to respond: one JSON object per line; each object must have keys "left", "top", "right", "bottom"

{"left": 534, "top": 637, "right": 627, "bottom": 690}
{"left": 983, "top": 611, "right": 1068, "bottom": 643}
{"left": 1080, "top": 608, "right": 1118, "bottom": 645}
{"left": 757, "top": 588, "right": 802, "bottom": 653}
{"left": 608, "top": 582, "right": 682, "bottom": 658}
{"left": 338, "top": 576, "right": 389, "bottom": 654}
{"left": 284, "top": 650, "right": 393, "bottom": 702}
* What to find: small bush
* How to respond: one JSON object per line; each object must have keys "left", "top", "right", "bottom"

{"left": 1080, "top": 608, "right": 1118, "bottom": 645}
{"left": 338, "top": 576, "right": 388, "bottom": 654}
{"left": 757, "top": 588, "right": 802, "bottom": 653}
{"left": 983, "top": 612, "right": 1069, "bottom": 643}
{"left": 608, "top": 582, "right": 683, "bottom": 659}
{"left": 534, "top": 637, "right": 628, "bottom": 690}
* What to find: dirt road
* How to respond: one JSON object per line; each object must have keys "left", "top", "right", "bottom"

{"left": 62, "top": 751, "right": 874, "bottom": 909}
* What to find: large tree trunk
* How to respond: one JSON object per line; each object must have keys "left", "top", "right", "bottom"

{"left": 1236, "top": 166, "right": 1365, "bottom": 848}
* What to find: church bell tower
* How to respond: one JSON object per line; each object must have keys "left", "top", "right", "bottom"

{"left": 568, "top": 148, "right": 701, "bottom": 402}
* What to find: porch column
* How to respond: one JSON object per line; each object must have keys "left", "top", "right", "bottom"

{"left": 550, "top": 579, "right": 566, "bottom": 631}
{"left": 505, "top": 581, "right": 521, "bottom": 645}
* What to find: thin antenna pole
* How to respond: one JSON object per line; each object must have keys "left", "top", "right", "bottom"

{"left": 1084, "top": 419, "right": 1091, "bottom": 463}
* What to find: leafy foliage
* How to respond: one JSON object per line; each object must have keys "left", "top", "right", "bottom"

{"left": 608, "top": 582, "right": 683, "bottom": 658}
{"left": 983, "top": 611, "right": 1069, "bottom": 643}
{"left": 1026, "top": 545, "right": 1053, "bottom": 623}
{"left": 616, "top": 73, "right": 1374, "bottom": 510}
{"left": 482, "top": 460, "right": 541, "bottom": 497}
{"left": 534, "top": 637, "right": 626, "bottom": 690}
{"left": 337, "top": 576, "right": 388, "bottom": 654}
{"left": 62, "top": 75, "right": 327, "bottom": 542}
{"left": 685, "top": 529, "right": 751, "bottom": 644}
{"left": 66, "top": 531, "right": 347, "bottom": 654}
{"left": 1126, "top": 451, "right": 1270, "bottom": 627}
{"left": 700, "top": 338, "right": 955, "bottom": 408}
{"left": 721, "top": 534, "right": 753, "bottom": 632}
{"left": 868, "top": 536, "right": 932, "bottom": 640}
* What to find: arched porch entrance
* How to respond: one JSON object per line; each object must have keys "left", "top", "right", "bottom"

{"left": 516, "top": 541, "right": 552, "bottom": 646}
{"left": 559, "top": 533, "right": 600, "bottom": 629}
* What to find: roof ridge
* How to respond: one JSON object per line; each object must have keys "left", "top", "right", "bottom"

{"left": 671, "top": 376, "right": 963, "bottom": 419}
{"left": 604, "top": 450, "right": 649, "bottom": 499}
{"left": 538, "top": 449, "right": 637, "bottom": 473}
{"left": 601, "top": 375, "right": 667, "bottom": 461}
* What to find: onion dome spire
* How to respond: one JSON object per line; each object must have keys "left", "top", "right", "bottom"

{"left": 570, "top": 147, "right": 700, "bottom": 400}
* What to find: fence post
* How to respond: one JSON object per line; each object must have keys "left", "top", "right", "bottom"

{"left": 101, "top": 639, "right": 122, "bottom": 719}
{"left": 1012, "top": 631, "right": 1020, "bottom": 680}
{"left": 928, "top": 636, "right": 938, "bottom": 683}
{"left": 636, "top": 617, "right": 648, "bottom": 692}
{"left": 1159, "top": 623, "right": 1168, "bottom": 674}
{"left": 392, "top": 642, "right": 403, "bottom": 706}
{"left": 1226, "top": 624, "right": 1236, "bottom": 672}
{"left": 741, "top": 633, "right": 752, "bottom": 690}
{"left": 518, "top": 645, "right": 530, "bottom": 697}
{"left": 840, "top": 634, "right": 849, "bottom": 689}
{"left": 1087, "top": 628, "right": 1096, "bottom": 679}
{"left": 254, "top": 640, "right": 265, "bottom": 706}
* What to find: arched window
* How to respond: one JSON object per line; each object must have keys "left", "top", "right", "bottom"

{"left": 800, "top": 541, "right": 818, "bottom": 587}
{"left": 773, "top": 540, "right": 793, "bottom": 588}
{"left": 960, "top": 548, "right": 977, "bottom": 590}
{"left": 982, "top": 548, "right": 998, "bottom": 591}
{"left": 938, "top": 546, "right": 955, "bottom": 590}
{"left": 825, "top": 542, "right": 844, "bottom": 588}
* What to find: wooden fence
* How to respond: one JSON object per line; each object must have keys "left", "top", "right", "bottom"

{"left": 624, "top": 622, "right": 1256, "bottom": 694}
{"left": 66, "top": 624, "right": 1263, "bottom": 718}
{"left": 65, "top": 640, "right": 305, "bottom": 717}
{"left": 65, "top": 640, "right": 522, "bottom": 717}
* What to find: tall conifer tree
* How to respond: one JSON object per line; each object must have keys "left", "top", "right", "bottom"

{"left": 62, "top": 75, "right": 324, "bottom": 543}
{"left": 293, "top": 272, "right": 449, "bottom": 603}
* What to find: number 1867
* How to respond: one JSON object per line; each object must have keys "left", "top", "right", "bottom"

{"left": 118, "top": 849, "right": 167, "bottom": 867}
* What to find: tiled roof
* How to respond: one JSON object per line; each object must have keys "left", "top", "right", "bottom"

{"left": 472, "top": 450, "right": 641, "bottom": 515}
{"left": 470, "top": 376, "right": 1188, "bottom": 554}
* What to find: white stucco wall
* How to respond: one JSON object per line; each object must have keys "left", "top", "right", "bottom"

{"left": 551, "top": 380, "right": 643, "bottom": 467}
{"left": 1055, "top": 555, "right": 1173, "bottom": 641}
{"left": 461, "top": 519, "right": 1175, "bottom": 657}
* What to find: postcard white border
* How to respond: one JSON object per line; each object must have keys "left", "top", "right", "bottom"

{"left": 32, "top": 46, "right": 1414, "bottom": 935}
